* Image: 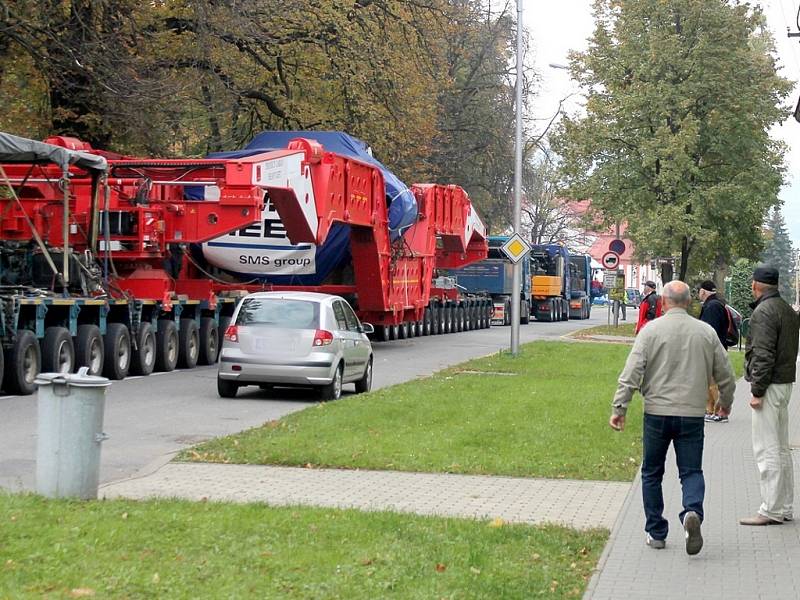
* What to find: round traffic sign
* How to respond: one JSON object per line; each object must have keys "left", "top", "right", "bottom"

{"left": 609, "top": 239, "right": 626, "bottom": 255}
{"left": 601, "top": 251, "right": 620, "bottom": 269}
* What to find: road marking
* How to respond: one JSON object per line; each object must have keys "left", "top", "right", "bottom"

{"left": 127, "top": 376, "right": 143, "bottom": 380}
{"left": 0, "top": 395, "right": 18, "bottom": 400}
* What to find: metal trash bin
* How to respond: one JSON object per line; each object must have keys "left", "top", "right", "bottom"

{"left": 36, "top": 367, "right": 112, "bottom": 499}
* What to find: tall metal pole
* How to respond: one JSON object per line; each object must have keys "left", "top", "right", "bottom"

{"left": 510, "top": 0, "right": 524, "bottom": 355}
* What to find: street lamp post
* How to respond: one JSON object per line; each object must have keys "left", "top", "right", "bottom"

{"left": 510, "top": 0, "right": 524, "bottom": 355}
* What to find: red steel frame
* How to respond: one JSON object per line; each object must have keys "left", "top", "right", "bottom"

{"left": 2, "top": 136, "right": 488, "bottom": 324}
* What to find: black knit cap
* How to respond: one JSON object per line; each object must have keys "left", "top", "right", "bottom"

{"left": 644, "top": 280, "right": 656, "bottom": 289}
{"left": 699, "top": 280, "right": 716, "bottom": 292}
{"left": 753, "top": 265, "right": 779, "bottom": 285}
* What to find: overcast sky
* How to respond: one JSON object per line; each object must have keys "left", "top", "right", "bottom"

{"left": 524, "top": 0, "right": 800, "bottom": 244}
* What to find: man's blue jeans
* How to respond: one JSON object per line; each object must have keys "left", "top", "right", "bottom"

{"left": 642, "top": 414, "right": 705, "bottom": 541}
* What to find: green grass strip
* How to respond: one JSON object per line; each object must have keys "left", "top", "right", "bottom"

{"left": 0, "top": 493, "right": 607, "bottom": 599}
{"left": 182, "top": 341, "right": 744, "bottom": 481}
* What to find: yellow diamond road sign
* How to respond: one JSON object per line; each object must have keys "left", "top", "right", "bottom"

{"left": 500, "top": 234, "right": 531, "bottom": 264}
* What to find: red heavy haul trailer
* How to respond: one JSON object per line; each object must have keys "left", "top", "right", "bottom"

{"left": 0, "top": 132, "right": 489, "bottom": 395}
{"left": 191, "top": 134, "right": 492, "bottom": 342}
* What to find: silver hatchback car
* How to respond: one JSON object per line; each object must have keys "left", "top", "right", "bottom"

{"left": 217, "top": 292, "right": 374, "bottom": 400}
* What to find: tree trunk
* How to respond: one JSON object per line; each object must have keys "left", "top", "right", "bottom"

{"left": 678, "top": 235, "right": 691, "bottom": 281}
{"left": 713, "top": 254, "right": 728, "bottom": 297}
{"left": 660, "top": 261, "right": 673, "bottom": 284}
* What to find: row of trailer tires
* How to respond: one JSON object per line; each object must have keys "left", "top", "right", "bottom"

{"left": 1, "top": 318, "right": 223, "bottom": 396}
{"left": 372, "top": 302, "right": 492, "bottom": 342}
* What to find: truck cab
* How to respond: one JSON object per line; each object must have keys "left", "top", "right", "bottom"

{"left": 530, "top": 244, "right": 570, "bottom": 321}
{"left": 448, "top": 236, "right": 531, "bottom": 325}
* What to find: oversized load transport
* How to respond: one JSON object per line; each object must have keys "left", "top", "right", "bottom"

{"left": 0, "top": 131, "right": 491, "bottom": 394}
{"left": 194, "top": 133, "right": 492, "bottom": 341}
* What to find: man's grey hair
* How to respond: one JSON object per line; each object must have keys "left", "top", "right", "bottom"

{"left": 662, "top": 280, "right": 691, "bottom": 306}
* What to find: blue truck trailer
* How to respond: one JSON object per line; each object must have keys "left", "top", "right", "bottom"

{"left": 447, "top": 236, "right": 531, "bottom": 325}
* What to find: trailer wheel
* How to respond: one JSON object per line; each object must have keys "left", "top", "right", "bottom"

{"left": 521, "top": 300, "right": 531, "bottom": 325}
{"left": 217, "top": 376, "right": 238, "bottom": 399}
{"left": 103, "top": 323, "right": 131, "bottom": 380}
{"left": 42, "top": 327, "right": 75, "bottom": 374}
{"left": 398, "top": 321, "right": 409, "bottom": 339}
{"left": 178, "top": 319, "right": 199, "bottom": 369}
{"left": 130, "top": 322, "right": 156, "bottom": 376}
{"left": 375, "top": 325, "right": 390, "bottom": 342}
{"left": 454, "top": 306, "right": 462, "bottom": 332}
{"left": 430, "top": 307, "right": 440, "bottom": 335}
{"left": 75, "top": 324, "right": 104, "bottom": 376}
{"left": 3, "top": 330, "right": 38, "bottom": 395}
{"left": 198, "top": 317, "right": 219, "bottom": 365}
{"left": 423, "top": 308, "right": 432, "bottom": 336}
{"left": 389, "top": 324, "right": 399, "bottom": 340}
{"left": 155, "top": 320, "right": 179, "bottom": 372}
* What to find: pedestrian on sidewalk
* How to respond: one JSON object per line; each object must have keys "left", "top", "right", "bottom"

{"left": 697, "top": 280, "right": 731, "bottom": 423}
{"left": 635, "top": 280, "right": 661, "bottom": 334}
{"left": 609, "top": 280, "right": 736, "bottom": 555}
{"left": 740, "top": 265, "right": 800, "bottom": 527}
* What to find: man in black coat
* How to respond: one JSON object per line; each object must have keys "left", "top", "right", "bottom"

{"left": 698, "top": 280, "right": 730, "bottom": 422}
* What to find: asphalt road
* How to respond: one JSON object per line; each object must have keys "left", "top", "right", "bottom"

{"left": 0, "top": 308, "right": 612, "bottom": 492}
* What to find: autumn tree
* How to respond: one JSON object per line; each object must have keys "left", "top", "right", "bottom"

{"left": 551, "top": 0, "right": 790, "bottom": 281}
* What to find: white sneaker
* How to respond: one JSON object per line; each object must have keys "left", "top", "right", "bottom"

{"left": 646, "top": 534, "right": 665, "bottom": 549}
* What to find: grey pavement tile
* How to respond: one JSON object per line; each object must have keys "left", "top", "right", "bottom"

{"left": 584, "top": 379, "right": 800, "bottom": 600}
{"left": 101, "top": 464, "right": 630, "bottom": 530}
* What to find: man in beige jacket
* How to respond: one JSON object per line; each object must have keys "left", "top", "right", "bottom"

{"left": 610, "top": 281, "right": 736, "bottom": 555}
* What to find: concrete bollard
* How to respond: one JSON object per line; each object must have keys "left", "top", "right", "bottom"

{"left": 36, "top": 366, "right": 112, "bottom": 500}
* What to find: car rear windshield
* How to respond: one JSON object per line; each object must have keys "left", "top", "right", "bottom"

{"left": 235, "top": 298, "right": 320, "bottom": 329}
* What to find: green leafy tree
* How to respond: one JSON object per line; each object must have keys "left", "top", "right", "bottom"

{"left": 551, "top": 0, "right": 791, "bottom": 281}
{"left": 760, "top": 207, "right": 795, "bottom": 300}
{"left": 728, "top": 258, "right": 757, "bottom": 317}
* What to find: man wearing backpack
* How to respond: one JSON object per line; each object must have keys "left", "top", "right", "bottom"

{"left": 636, "top": 281, "right": 662, "bottom": 334}
{"left": 740, "top": 266, "right": 799, "bottom": 526}
{"left": 698, "top": 280, "right": 732, "bottom": 423}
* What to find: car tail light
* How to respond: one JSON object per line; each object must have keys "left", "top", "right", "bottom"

{"left": 313, "top": 329, "right": 334, "bottom": 346}
{"left": 224, "top": 325, "right": 239, "bottom": 343}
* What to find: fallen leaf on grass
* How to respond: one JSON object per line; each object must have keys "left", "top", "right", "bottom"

{"left": 121, "top": 512, "right": 128, "bottom": 520}
{"left": 360, "top": 558, "right": 374, "bottom": 566}
{"left": 69, "top": 589, "right": 95, "bottom": 598}
{"left": 488, "top": 517, "right": 504, "bottom": 528}
{"left": 435, "top": 563, "right": 447, "bottom": 573}
{"left": 152, "top": 573, "right": 160, "bottom": 584}
{"left": 470, "top": 566, "right": 481, "bottom": 575}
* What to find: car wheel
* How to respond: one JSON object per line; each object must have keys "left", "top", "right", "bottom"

{"left": 42, "top": 326, "right": 75, "bottom": 374}
{"left": 355, "top": 357, "right": 373, "bottom": 394}
{"left": 3, "top": 330, "right": 39, "bottom": 395}
{"left": 319, "top": 363, "right": 343, "bottom": 401}
{"left": 130, "top": 322, "right": 156, "bottom": 376}
{"left": 75, "top": 324, "right": 104, "bottom": 376}
{"left": 217, "top": 376, "right": 238, "bottom": 398}
{"left": 103, "top": 323, "right": 131, "bottom": 380}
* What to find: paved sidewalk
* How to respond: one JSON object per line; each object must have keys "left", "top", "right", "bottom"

{"left": 101, "top": 464, "right": 629, "bottom": 530}
{"left": 585, "top": 378, "right": 800, "bottom": 600}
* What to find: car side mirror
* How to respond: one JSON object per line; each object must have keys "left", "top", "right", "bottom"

{"left": 361, "top": 323, "right": 375, "bottom": 334}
